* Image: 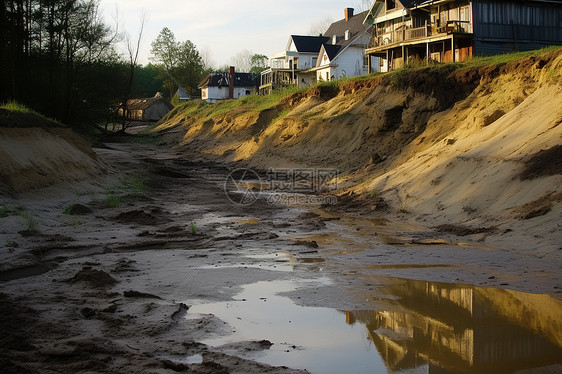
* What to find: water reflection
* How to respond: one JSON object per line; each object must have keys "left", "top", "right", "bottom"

{"left": 346, "top": 278, "right": 562, "bottom": 373}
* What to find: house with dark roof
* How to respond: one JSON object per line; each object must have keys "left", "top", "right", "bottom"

{"left": 198, "top": 67, "right": 259, "bottom": 103}
{"left": 259, "top": 35, "right": 329, "bottom": 95}
{"left": 119, "top": 92, "right": 173, "bottom": 122}
{"left": 305, "top": 8, "right": 375, "bottom": 82}
{"left": 364, "top": 0, "right": 562, "bottom": 72}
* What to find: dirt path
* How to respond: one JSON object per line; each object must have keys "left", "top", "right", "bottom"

{"left": 1, "top": 140, "right": 561, "bottom": 373}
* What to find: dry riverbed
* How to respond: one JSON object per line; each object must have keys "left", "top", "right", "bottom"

{"left": 1, "top": 140, "right": 561, "bottom": 373}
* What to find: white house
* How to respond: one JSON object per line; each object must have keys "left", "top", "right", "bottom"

{"left": 259, "top": 35, "right": 329, "bottom": 95}
{"left": 306, "top": 8, "right": 377, "bottom": 82}
{"left": 199, "top": 67, "right": 259, "bottom": 103}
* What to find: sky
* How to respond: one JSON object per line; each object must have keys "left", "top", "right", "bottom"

{"left": 98, "top": 0, "right": 372, "bottom": 68}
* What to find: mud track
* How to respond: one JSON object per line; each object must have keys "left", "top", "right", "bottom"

{"left": 1, "top": 141, "right": 561, "bottom": 373}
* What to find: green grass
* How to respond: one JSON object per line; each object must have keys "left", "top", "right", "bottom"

{"left": 0, "top": 100, "right": 63, "bottom": 128}
{"left": 0, "top": 101, "right": 34, "bottom": 113}
{"left": 121, "top": 176, "right": 149, "bottom": 195}
{"left": 190, "top": 222, "right": 197, "bottom": 235}
{"left": 0, "top": 204, "right": 23, "bottom": 218}
{"left": 106, "top": 193, "right": 122, "bottom": 207}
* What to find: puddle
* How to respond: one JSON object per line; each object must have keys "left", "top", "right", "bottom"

{"left": 366, "top": 264, "right": 456, "bottom": 270}
{"left": 185, "top": 278, "right": 562, "bottom": 374}
{"left": 235, "top": 218, "right": 259, "bottom": 225}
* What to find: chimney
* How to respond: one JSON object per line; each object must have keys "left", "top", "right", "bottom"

{"left": 345, "top": 8, "right": 354, "bottom": 22}
{"left": 229, "top": 66, "right": 235, "bottom": 99}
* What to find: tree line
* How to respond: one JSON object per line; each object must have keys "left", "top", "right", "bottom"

{"left": 0, "top": 0, "right": 206, "bottom": 129}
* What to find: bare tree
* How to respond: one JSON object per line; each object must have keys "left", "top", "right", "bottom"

{"left": 199, "top": 46, "right": 215, "bottom": 71}
{"left": 308, "top": 17, "right": 334, "bottom": 36}
{"left": 229, "top": 49, "right": 253, "bottom": 73}
{"left": 355, "top": 0, "right": 373, "bottom": 12}
{"left": 120, "top": 11, "right": 146, "bottom": 132}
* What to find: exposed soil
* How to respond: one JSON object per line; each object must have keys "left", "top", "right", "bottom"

{"left": 1, "top": 140, "right": 561, "bottom": 373}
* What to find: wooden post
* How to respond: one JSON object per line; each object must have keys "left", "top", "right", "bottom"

{"left": 451, "top": 34, "right": 455, "bottom": 62}
{"left": 386, "top": 49, "right": 389, "bottom": 72}
{"left": 426, "top": 42, "right": 429, "bottom": 65}
{"left": 367, "top": 54, "right": 371, "bottom": 74}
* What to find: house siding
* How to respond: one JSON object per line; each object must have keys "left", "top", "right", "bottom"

{"left": 472, "top": 1, "right": 562, "bottom": 53}
{"left": 203, "top": 86, "right": 254, "bottom": 103}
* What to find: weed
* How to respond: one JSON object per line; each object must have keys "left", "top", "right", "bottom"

{"left": 190, "top": 222, "right": 197, "bottom": 235}
{"left": 5, "top": 236, "right": 11, "bottom": 246}
{"left": 122, "top": 176, "right": 149, "bottom": 195}
{"left": 26, "top": 217, "right": 37, "bottom": 230}
{"left": 368, "top": 189, "right": 380, "bottom": 199}
{"left": 0, "top": 204, "right": 22, "bottom": 217}
{"left": 71, "top": 218, "right": 84, "bottom": 227}
{"left": 106, "top": 194, "right": 122, "bottom": 207}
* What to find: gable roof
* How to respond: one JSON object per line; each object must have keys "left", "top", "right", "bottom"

{"left": 321, "top": 44, "right": 342, "bottom": 62}
{"left": 125, "top": 96, "right": 173, "bottom": 111}
{"left": 176, "top": 86, "right": 190, "bottom": 100}
{"left": 323, "top": 10, "right": 370, "bottom": 51}
{"left": 289, "top": 35, "right": 330, "bottom": 53}
{"left": 198, "top": 72, "right": 259, "bottom": 89}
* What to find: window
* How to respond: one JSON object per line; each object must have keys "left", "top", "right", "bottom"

{"left": 386, "top": 0, "right": 395, "bottom": 11}
{"left": 326, "top": 72, "right": 329, "bottom": 81}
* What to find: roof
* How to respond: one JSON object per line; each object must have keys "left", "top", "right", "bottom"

{"left": 125, "top": 96, "right": 173, "bottom": 111}
{"left": 323, "top": 10, "right": 370, "bottom": 51}
{"left": 198, "top": 72, "right": 259, "bottom": 89}
{"left": 289, "top": 35, "right": 330, "bottom": 53}
{"left": 321, "top": 44, "right": 342, "bottom": 61}
{"left": 176, "top": 86, "right": 190, "bottom": 100}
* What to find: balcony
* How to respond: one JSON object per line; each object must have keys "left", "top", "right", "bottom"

{"left": 369, "top": 21, "right": 472, "bottom": 49}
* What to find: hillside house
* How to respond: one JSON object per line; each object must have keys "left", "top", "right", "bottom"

{"left": 365, "top": 0, "right": 562, "bottom": 72}
{"left": 120, "top": 93, "right": 173, "bottom": 122}
{"left": 198, "top": 67, "right": 259, "bottom": 103}
{"left": 259, "top": 35, "right": 329, "bottom": 95}
{"left": 305, "top": 8, "right": 376, "bottom": 82}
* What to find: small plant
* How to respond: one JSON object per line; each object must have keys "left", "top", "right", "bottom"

{"left": 106, "top": 193, "right": 122, "bottom": 207}
{"left": 5, "top": 236, "right": 11, "bottom": 246}
{"left": 190, "top": 222, "right": 197, "bottom": 235}
{"left": 26, "top": 217, "right": 37, "bottom": 230}
{"left": 71, "top": 218, "right": 84, "bottom": 227}
{"left": 0, "top": 204, "right": 22, "bottom": 218}
{"left": 122, "top": 176, "right": 149, "bottom": 196}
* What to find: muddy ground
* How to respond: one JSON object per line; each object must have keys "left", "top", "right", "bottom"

{"left": 1, "top": 139, "right": 561, "bottom": 373}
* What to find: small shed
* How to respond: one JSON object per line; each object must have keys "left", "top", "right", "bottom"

{"left": 120, "top": 93, "right": 174, "bottom": 121}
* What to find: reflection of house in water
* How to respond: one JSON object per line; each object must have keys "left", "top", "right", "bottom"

{"left": 346, "top": 279, "right": 562, "bottom": 373}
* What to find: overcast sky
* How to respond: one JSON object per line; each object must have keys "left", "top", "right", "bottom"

{"left": 98, "top": 0, "right": 371, "bottom": 68}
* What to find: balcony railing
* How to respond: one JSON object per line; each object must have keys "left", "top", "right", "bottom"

{"left": 369, "top": 21, "right": 472, "bottom": 48}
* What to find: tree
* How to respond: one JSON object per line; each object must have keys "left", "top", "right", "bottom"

{"left": 308, "top": 17, "right": 334, "bottom": 36}
{"left": 150, "top": 27, "right": 178, "bottom": 71}
{"left": 249, "top": 54, "right": 268, "bottom": 74}
{"left": 119, "top": 11, "right": 146, "bottom": 132}
{"left": 150, "top": 27, "right": 205, "bottom": 97}
{"left": 229, "top": 49, "right": 253, "bottom": 73}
